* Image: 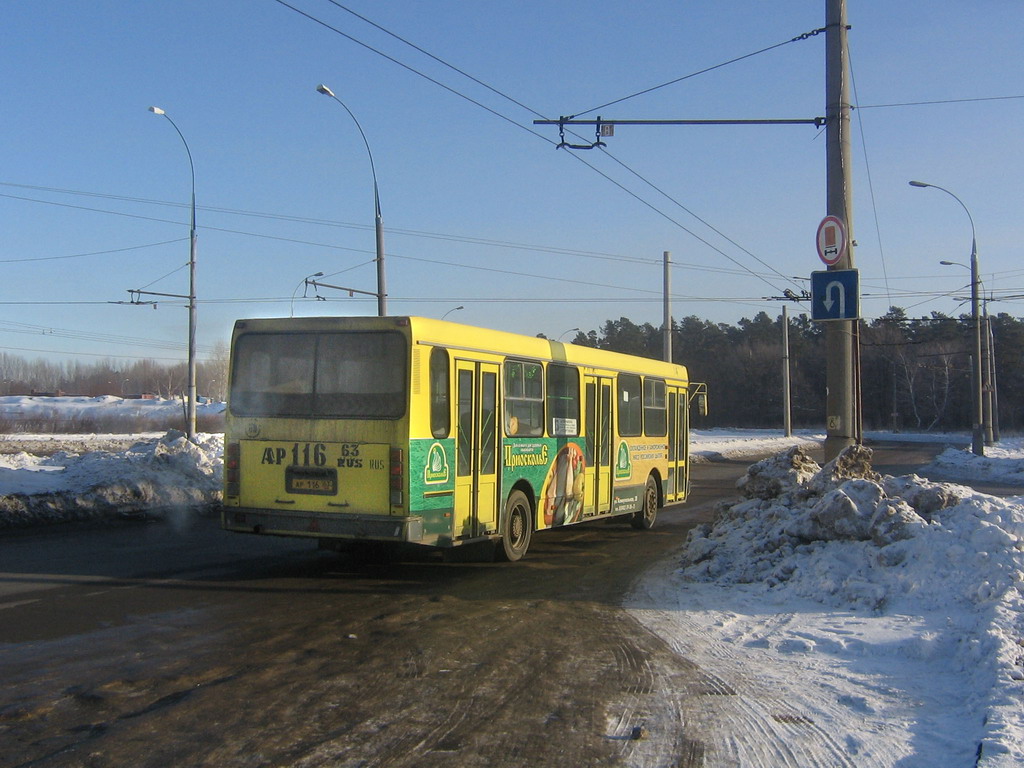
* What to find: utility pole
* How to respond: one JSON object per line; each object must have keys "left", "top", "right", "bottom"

{"left": 988, "top": 306, "right": 1000, "bottom": 442}
{"left": 983, "top": 300, "right": 995, "bottom": 444}
{"left": 766, "top": 290, "right": 807, "bottom": 435}
{"left": 823, "top": 0, "right": 859, "bottom": 461}
{"left": 663, "top": 251, "right": 672, "bottom": 363}
{"left": 782, "top": 304, "right": 792, "bottom": 437}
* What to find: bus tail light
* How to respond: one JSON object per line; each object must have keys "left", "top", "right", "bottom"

{"left": 225, "top": 441, "right": 240, "bottom": 497}
{"left": 390, "top": 447, "right": 404, "bottom": 506}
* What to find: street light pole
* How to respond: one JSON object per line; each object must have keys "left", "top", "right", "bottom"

{"left": 914, "top": 180, "right": 984, "bottom": 455}
{"left": 148, "top": 106, "right": 197, "bottom": 442}
{"left": 316, "top": 84, "right": 386, "bottom": 316}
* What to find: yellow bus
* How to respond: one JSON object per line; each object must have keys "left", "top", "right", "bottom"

{"left": 221, "top": 315, "right": 706, "bottom": 561}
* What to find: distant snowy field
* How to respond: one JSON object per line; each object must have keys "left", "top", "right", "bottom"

{"left": 2, "top": 397, "right": 1023, "bottom": 765}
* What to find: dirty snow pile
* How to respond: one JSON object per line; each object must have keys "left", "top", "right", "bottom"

{"left": 632, "top": 445, "right": 1024, "bottom": 767}
{"left": 0, "top": 431, "right": 223, "bottom": 529}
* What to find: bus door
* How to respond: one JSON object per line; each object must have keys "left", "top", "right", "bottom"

{"left": 583, "top": 376, "right": 614, "bottom": 516}
{"left": 454, "top": 360, "right": 499, "bottom": 539}
{"left": 666, "top": 386, "right": 688, "bottom": 502}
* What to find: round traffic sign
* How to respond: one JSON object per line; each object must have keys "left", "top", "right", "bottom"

{"left": 816, "top": 215, "right": 847, "bottom": 266}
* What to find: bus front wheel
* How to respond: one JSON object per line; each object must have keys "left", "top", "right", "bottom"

{"left": 497, "top": 490, "right": 532, "bottom": 562}
{"left": 631, "top": 476, "right": 659, "bottom": 530}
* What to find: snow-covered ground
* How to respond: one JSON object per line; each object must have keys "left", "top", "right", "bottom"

{"left": 1, "top": 398, "right": 1022, "bottom": 764}
{"left": 629, "top": 436, "right": 1024, "bottom": 767}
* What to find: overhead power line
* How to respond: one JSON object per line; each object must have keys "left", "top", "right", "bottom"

{"left": 0, "top": 319, "right": 218, "bottom": 354}
{"left": 855, "top": 94, "right": 1024, "bottom": 110}
{"left": 269, "top": 1, "right": 807, "bottom": 297}
{"left": 0, "top": 238, "right": 186, "bottom": 264}
{"left": 568, "top": 27, "right": 827, "bottom": 118}
{"left": 0, "top": 344, "right": 199, "bottom": 362}
{"left": 0, "top": 184, "right": 796, "bottom": 283}
{"left": 271, "top": 0, "right": 547, "bottom": 143}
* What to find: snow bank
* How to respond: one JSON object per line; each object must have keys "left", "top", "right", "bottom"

{"left": 0, "top": 394, "right": 225, "bottom": 419}
{"left": 924, "top": 440, "right": 1024, "bottom": 486}
{"left": 680, "top": 445, "right": 1024, "bottom": 765}
{"left": 0, "top": 431, "right": 223, "bottom": 529}
{"left": 689, "top": 428, "right": 822, "bottom": 462}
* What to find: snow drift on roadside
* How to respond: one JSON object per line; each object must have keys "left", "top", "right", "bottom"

{"left": 674, "top": 445, "right": 1024, "bottom": 766}
{"left": 689, "top": 428, "right": 822, "bottom": 462}
{"left": 924, "top": 442, "right": 1024, "bottom": 486}
{"left": 0, "top": 431, "right": 223, "bottom": 529}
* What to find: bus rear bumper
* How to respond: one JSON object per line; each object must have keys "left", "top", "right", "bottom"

{"left": 223, "top": 508, "right": 425, "bottom": 543}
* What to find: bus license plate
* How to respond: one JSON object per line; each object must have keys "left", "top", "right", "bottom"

{"left": 285, "top": 466, "right": 337, "bottom": 495}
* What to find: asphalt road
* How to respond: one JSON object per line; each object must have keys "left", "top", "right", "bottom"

{"left": 0, "top": 442, "right": 970, "bottom": 767}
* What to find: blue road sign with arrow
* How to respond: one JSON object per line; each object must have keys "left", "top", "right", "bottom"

{"left": 811, "top": 269, "right": 859, "bottom": 321}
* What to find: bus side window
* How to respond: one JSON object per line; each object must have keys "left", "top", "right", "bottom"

{"left": 643, "top": 378, "right": 667, "bottom": 436}
{"left": 546, "top": 364, "right": 579, "bottom": 436}
{"left": 429, "top": 347, "right": 450, "bottom": 438}
{"left": 617, "top": 374, "right": 642, "bottom": 437}
{"left": 584, "top": 381, "right": 596, "bottom": 464}
{"left": 457, "top": 369, "right": 473, "bottom": 477}
{"left": 504, "top": 360, "right": 544, "bottom": 436}
{"left": 480, "top": 371, "right": 497, "bottom": 474}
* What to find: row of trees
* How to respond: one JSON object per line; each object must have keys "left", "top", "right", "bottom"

{"left": 0, "top": 342, "right": 228, "bottom": 402}
{"left": 1, "top": 309, "right": 1019, "bottom": 435}
{"left": 569, "top": 308, "right": 1023, "bottom": 434}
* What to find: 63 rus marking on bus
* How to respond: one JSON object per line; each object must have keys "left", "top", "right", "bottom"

{"left": 221, "top": 316, "right": 707, "bottom": 562}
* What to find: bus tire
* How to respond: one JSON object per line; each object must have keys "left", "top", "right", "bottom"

{"left": 631, "top": 476, "right": 659, "bottom": 530}
{"left": 497, "top": 490, "right": 532, "bottom": 562}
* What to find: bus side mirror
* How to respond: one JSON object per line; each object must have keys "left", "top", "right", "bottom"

{"left": 696, "top": 392, "right": 708, "bottom": 417}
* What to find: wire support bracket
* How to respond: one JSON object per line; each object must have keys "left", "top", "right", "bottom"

{"left": 539, "top": 115, "right": 827, "bottom": 150}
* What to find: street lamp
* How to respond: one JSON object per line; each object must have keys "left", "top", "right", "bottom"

{"left": 441, "top": 305, "right": 464, "bottom": 321}
{"left": 912, "top": 180, "right": 983, "bottom": 455}
{"left": 558, "top": 328, "right": 580, "bottom": 342}
{"left": 316, "top": 84, "right": 386, "bottom": 316}
{"left": 148, "top": 105, "right": 198, "bottom": 442}
{"left": 939, "top": 261, "right": 996, "bottom": 448}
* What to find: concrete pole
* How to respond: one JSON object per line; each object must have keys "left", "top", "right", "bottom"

{"left": 375, "top": 207, "right": 387, "bottom": 316}
{"left": 982, "top": 300, "right": 994, "bottom": 444}
{"left": 823, "top": 0, "right": 858, "bottom": 461}
{"left": 663, "top": 251, "right": 672, "bottom": 362}
{"left": 988, "top": 307, "right": 1000, "bottom": 442}
{"left": 969, "top": 249, "right": 984, "bottom": 454}
{"left": 782, "top": 304, "right": 792, "bottom": 437}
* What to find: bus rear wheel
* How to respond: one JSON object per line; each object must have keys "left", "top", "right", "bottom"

{"left": 631, "top": 476, "right": 659, "bottom": 530}
{"left": 497, "top": 490, "right": 532, "bottom": 562}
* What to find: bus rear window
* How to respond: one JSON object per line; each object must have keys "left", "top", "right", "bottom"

{"left": 230, "top": 331, "right": 407, "bottom": 418}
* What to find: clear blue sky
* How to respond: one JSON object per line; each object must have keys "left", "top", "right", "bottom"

{"left": 2, "top": 1, "right": 1022, "bottom": 366}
